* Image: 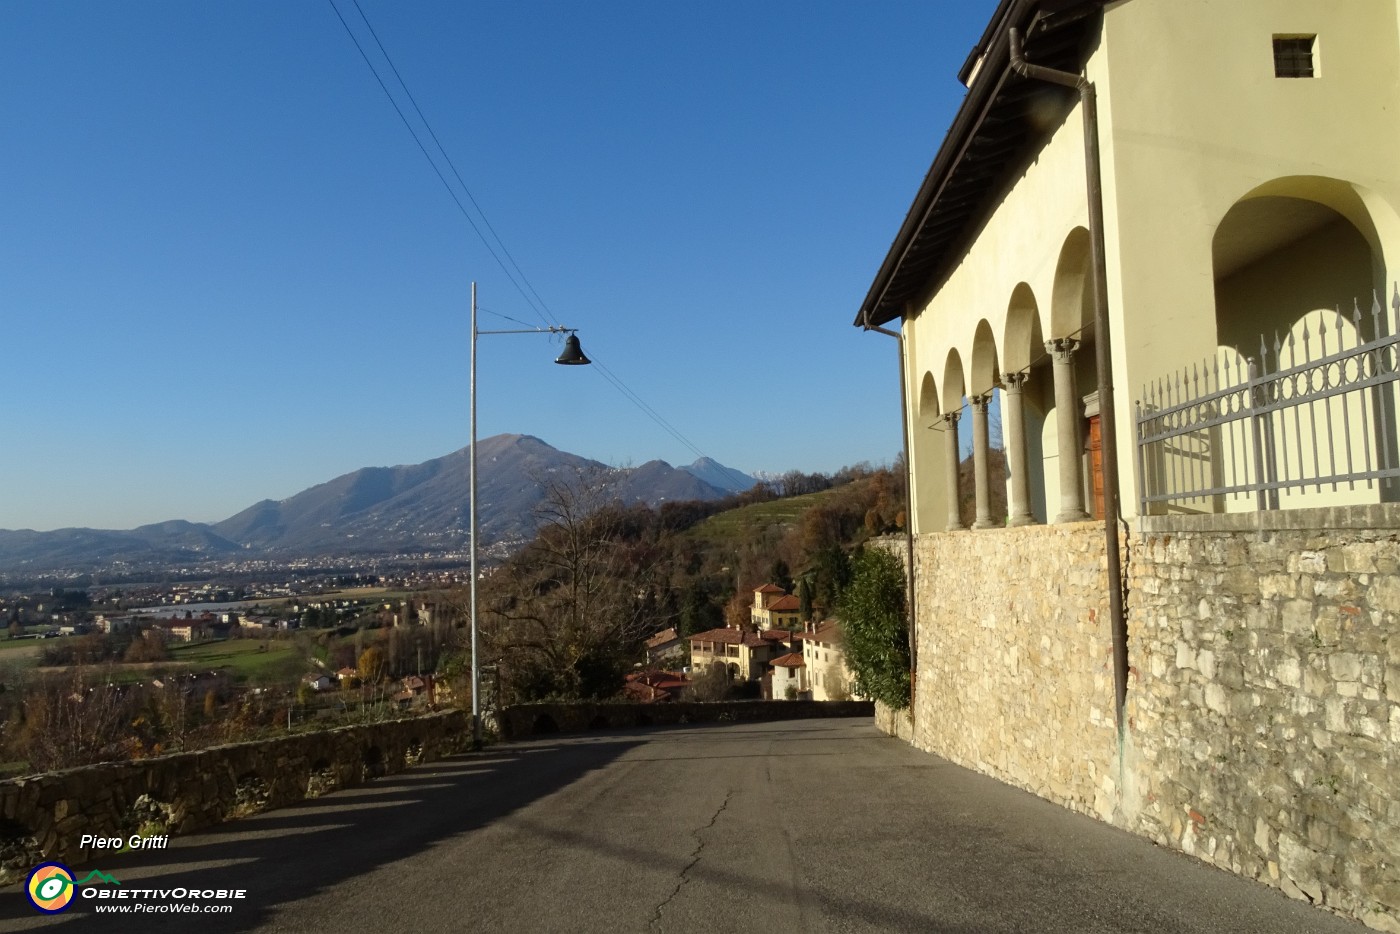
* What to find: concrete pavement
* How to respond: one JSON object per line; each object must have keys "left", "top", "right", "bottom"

{"left": 0, "top": 718, "right": 1367, "bottom": 933}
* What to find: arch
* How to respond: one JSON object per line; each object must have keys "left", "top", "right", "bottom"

{"left": 917, "top": 371, "right": 941, "bottom": 425}
{"left": 1211, "top": 174, "right": 1398, "bottom": 506}
{"left": 1214, "top": 179, "right": 1384, "bottom": 347}
{"left": 1003, "top": 283, "right": 1044, "bottom": 374}
{"left": 1003, "top": 284, "right": 1049, "bottom": 524}
{"left": 1223, "top": 175, "right": 1392, "bottom": 284}
{"left": 969, "top": 320, "right": 1001, "bottom": 396}
{"left": 913, "top": 370, "right": 948, "bottom": 535}
{"left": 1050, "top": 227, "right": 1093, "bottom": 339}
{"left": 942, "top": 349, "right": 967, "bottom": 413}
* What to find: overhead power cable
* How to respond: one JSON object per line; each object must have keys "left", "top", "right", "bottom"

{"left": 343, "top": 0, "right": 556, "bottom": 330}
{"left": 328, "top": 1, "right": 755, "bottom": 492}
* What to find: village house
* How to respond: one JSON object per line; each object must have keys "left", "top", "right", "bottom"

{"left": 688, "top": 585, "right": 805, "bottom": 683}
{"left": 304, "top": 674, "right": 335, "bottom": 693}
{"left": 801, "top": 620, "right": 856, "bottom": 702}
{"left": 750, "top": 583, "right": 801, "bottom": 630}
{"left": 644, "top": 627, "right": 685, "bottom": 666}
{"left": 623, "top": 670, "right": 690, "bottom": 703}
{"left": 855, "top": 0, "right": 1399, "bottom": 927}
{"left": 768, "top": 653, "right": 805, "bottom": 700}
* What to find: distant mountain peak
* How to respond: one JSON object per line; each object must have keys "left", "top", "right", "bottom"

{"left": 681, "top": 457, "right": 757, "bottom": 494}
{"left": 0, "top": 438, "right": 761, "bottom": 573}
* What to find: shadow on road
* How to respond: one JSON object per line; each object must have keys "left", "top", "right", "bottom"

{"left": 0, "top": 738, "right": 642, "bottom": 933}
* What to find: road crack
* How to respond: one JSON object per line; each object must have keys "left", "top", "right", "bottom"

{"left": 650, "top": 789, "right": 733, "bottom": 927}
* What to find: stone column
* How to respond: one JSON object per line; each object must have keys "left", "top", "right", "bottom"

{"left": 942, "top": 411, "right": 964, "bottom": 531}
{"left": 970, "top": 393, "right": 996, "bottom": 529}
{"left": 1003, "top": 372, "right": 1036, "bottom": 526}
{"left": 1047, "top": 339, "right": 1090, "bottom": 522}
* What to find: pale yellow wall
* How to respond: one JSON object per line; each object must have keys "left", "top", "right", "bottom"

{"left": 1098, "top": 0, "right": 1400, "bottom": 516}
{"left": 900, "top": 0, "right": 1400, "bottom": 527}
{"left": 903, "top": 104, "right": 1092, "bottom": 533}
{"left": 904, "top": 104, "right": 1091, "bottom": 414}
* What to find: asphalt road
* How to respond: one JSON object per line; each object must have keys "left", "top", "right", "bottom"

{"left": 1, "top": 718, "right": 1366, "bottom": 933}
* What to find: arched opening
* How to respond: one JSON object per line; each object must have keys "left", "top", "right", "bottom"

{"left": 1214, "top": 194, "right": 1377, "bottom": 349}
{"left": 914, "top": 371, "right": 945, "bottom": 534}
{"left": 943, "top": 350, "right": 970, "bottom": 530}
{"left": 969, "top": 321, "right": 1007, "bottom": 528}
{"left": 1213, "top": 178, "right": 1397, "bottom": 505}
{"left": 1047, "top": 229, "right": 1099, "bottom": 520}
{"left": 1004, "top": 284, "right": 1049, "bottom": 523}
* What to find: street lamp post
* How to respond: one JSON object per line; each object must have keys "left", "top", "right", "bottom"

{"left": 469, "top": 281, "right": 590, "bottom": 749}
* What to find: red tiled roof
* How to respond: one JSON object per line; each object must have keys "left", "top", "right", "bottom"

{"left": 771, "top": 653, "right": 805, "bottom": 668}
{"left": 627, "top": 670, "right": 688, "bottom": 690}
{"left": 690, "top": 627, "right": 745, "bottom": 645}
{"left": 646, "top": 627, "right": 680, "bottom": 648}
{"left": 806, "top": 621, "right": 843, "bottom": 645}
{"left": 767, "top": 595, "right": 801, "bottom": 612}
{"left": 756, "top": 583, "right": 785, "bottom": 594}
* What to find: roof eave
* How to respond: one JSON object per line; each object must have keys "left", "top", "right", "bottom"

{"left": 854, "top": 0, "right": 1103, "bottom": 330}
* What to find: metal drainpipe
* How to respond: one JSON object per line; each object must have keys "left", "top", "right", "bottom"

{"left": 862, "top": 319, "right": 919, "bottom": 687}
{"left": 1009, "top": 26, "right": 1129, "bottom": 737}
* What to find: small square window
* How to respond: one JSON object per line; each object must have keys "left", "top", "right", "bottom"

{"left": 1273, "top": 35, "right": 1316, "bottom": 78}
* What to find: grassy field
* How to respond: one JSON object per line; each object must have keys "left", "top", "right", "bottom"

{"left": 168, "top": 638, "right": 304, "bottom": 681}
{"left": 685, "top": 488, "right": 839, "bottom": 545}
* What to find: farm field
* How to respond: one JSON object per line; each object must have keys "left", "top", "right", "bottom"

{"left": 168, "top": 638, "right": 303, "bottom": 681}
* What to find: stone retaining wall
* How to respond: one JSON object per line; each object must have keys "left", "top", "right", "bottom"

{"left": 874, "top": 700, "right": 913, "bottom": 742}
{"left": 1130, "top": 505, "right": 1400, "bottom": 932}
{"left": 497, "top": 700, "right": 873, "bottom": 739}
{"left": 0, "top": 710, "right": 468, "bottom": 885}
{"left": 909, "top": 521, "right": 1123, "bottom": 820}
{"left": 904, "top": 504, "right": 1400, "bottom": 931}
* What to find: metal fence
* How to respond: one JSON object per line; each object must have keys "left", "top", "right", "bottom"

{"left": 1134, "top": 287, "right": 1400, "bottom": 515}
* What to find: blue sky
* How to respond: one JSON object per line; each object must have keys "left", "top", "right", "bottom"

{"left": 0, "top": 1, "right": 991, "bottom": 532}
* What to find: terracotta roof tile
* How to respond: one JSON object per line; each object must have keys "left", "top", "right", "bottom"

{"left": 646, "top": 627, "right": 680, "bottom": 648}
{"left": 689, "top": 627, "right": 745, "bottom": 645}
{"left": 771, "top": 653, "right": 805, "bottom": 668}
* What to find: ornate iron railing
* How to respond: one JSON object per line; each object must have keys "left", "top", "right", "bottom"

{"left": 1135, "top": 287, "right": 1400, "bottom": 514}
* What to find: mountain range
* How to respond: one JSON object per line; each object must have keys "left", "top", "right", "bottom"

{"left": 0, "top": 435, "right": 757, "bottom": 573}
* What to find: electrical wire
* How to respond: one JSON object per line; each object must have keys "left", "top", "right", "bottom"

{"left": 326, "top": 0, "right": 546, "bottom": 326}
{"left": 345, "top": 0, "right": 556, "bottom": 330}
{"left": 328, "top": 1, "right": 754, "bottom": 492}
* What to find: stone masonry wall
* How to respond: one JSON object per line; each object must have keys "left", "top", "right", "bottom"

{"left": 903, "top": 504, "right": 1400, "bottom": 932}
{"left": 0, "top": 710, "right": 468, "bottom": 886}
{"left": 1129, "top": 505, "right": 1400, "bottom": 932}
{"left": 910, "top": 522, "right": 1123, "bottom": 820}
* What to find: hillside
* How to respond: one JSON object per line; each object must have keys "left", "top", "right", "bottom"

{"left": 0, "top": 435, "right": 755, "bottom": 572}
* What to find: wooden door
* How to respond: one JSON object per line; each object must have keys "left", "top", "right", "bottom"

{"left": 1087, "top": 414, "right": 1104, "bottom": 519}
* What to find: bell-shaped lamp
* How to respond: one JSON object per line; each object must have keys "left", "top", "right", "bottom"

{"left": 555, "top": 333, "right": 591, "bottom": 366}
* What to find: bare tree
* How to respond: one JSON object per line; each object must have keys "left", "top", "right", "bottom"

{"left": 11, "top": 667, "right": 135, "bottom": 771}
{"left": 482, "top": 467, "right": 669, "bottom": 702}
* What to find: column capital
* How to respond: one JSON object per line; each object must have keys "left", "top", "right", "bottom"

{"left": 942, "top": 411, "right": 961, "bottom": 427}
{"left": 1045, "top": 337, "right": 1079, "bottom": 361}
{"left": 970, "top": 392, "right": 993, "bottom": 411}
{"left": 1002, "top": 371, "right": 1029, "bottom": 393}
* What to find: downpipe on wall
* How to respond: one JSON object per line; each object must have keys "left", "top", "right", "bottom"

{"left": 1008, "top": 27, "right": 1130, "bottom": 743}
